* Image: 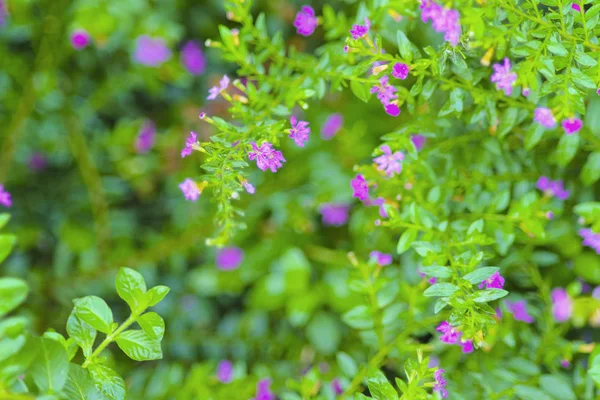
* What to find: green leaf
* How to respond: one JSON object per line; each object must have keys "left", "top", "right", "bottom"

{"left": 581, "top": 153, "right": 600, "bottom": 186}
{"left": 306, "top": 312, "right": 340, "bottom": 355}
{"left": 115, "top": 330, "right": 162, "bottom": 361}
{"left": 31, "top": 337, "right": 69, "bottom": 394}
{"left": 0, "top": 277, "right": 28, "bottom": 317}
{"left": 547, "top": 40, "right": 568, "bottom": 56}
{"left": 514, "top": 385, "right": 553, "bottom": 400}
{"left": 66, "top": 310, "right": 97, "bottom": 358}
{"left": 396, "top": 229, "right": 418, "bottom": 255}
{"left": 0, "top": 213, "right": 10, "bottom": 229}
{"left": 146, "top": 285, "right": 170, "bottom": 307}
{"left": 497, "top": 108, "right": 520, "bottom": 138}
{"left": 73, "top": 296, "right": 114, "bottom": 334}
{"left": 472, "top": 289, "right": 508, "bottom": 302}
{"left": 342, "top": 305, "right": 374, "bottom": 329}
{"left": 337, "top": 352, "right": 358, "bottom": 378}
{"left": 423, "top": 283, "right": 459, "bottom": 297}
{"left": 575, "top": 51, "right": 597, "bottom": 67}
{"left": 420, "top": 265, "right": 452, "bottom": 278}
{"left": 0, "top": 234, "right": 16, "bottom": 264}
{"left": 367, "top": 370, "right": 399, "bottom": 400}
{"left": 396, "top": 30, "right": 413, "bottom": 62}
{"left": 63, "top": 364, "right": 102, "bottom": 400}
{"left": 574, "top": 202, "right": 600, "bottom": 220}
{"left": 115, "top": 267, "right": 147, "bottom": 313}
{"left": 462, "top": 267, "right": 499, "bottom": 284}
{"left": 88, "top": 364, "right": 126, "bottom": 400}
{"left": 137, "top": 312, "right": 165, "bottom": 341}
{"left": 554, "top": 133, "right": 580, "bottom": 167}
{"left": 350, "top": 79, "right": 372, "bottom": 103}
{"left": 525, "top": 123, "right": 545, "bottom": 150}
{"left": 574, "top": 253, "right": 600, "bottom": 284}
{"left": 539, "top": 375, "right": 576, "bottom": 400}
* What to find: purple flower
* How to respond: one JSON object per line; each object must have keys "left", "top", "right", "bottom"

{"left": 593, "top": 286, "right": 600, "bottom": 300}
{"left": 70, "top": 29, "right": 91, "bottom": 50}
{"left": 181, "top": 41, "right": 206, "bottom": 75}
{"left": 522, "top": 87, "right": 531, "bottom": 96}
{"left": 411, "top": 134, "right": 426, "bottom": 150}
{"left": 368, "top": 197, "right": 389, "bottom": 218}
{"left": 28, "top": 152, "right": 47, "bottom": 171}
{"left": 385, "top": 103, "right": 401, "bottom": 117}
{"left": 331, "top": 378, "right": 343, "bottom": 396}
{"left": 505, "top": 300, "right": 534, "bottom": 323}
{"left": 433, "top": 369, "right": 448, "bottom": 398}
{"left": 217, "top": 360, "right": 233, "bottom": 383}
{"left": 417, "top": 268, "right": 437, "bottom": 284}
{"left": 536, "top": 176, "right": 569, "bottom": 200}
{"left": 436, "top": 321, "right": 460, "bottom": 344}
{"left": 319, "top": 203, "right": 350, "bottom": 226}
{"left": 133, "top": 35, "right": 171, "bottom": 67}
{"left": 0, "top": 0, "right": 6, "bottom": 26}
{"left": 562, "top": 117, "right": 583, "bottom": 135}
{"left": 179, "top": 178, "right": 200, "bottom": 201}
{"left": 252, "top": 379, "right": 275, "bottom": 400}
{"left": 351, "top": 174, "right": 369, "bottom": 201}
{"left": 551, "top": 288, "right": 573, "bottom": 322}
{"left": 207, "top": 75, "right": 230, "bottom": 100}
{"left": 490, "top": 58, "right": 517, "bottom": 96}
{"left": 572, "top": 3, "right": 581, "bottom": 11}
{"left": 289, "top": 116, "right": 310, "bottom": 147}
{"left": 248, "top": 142, "right": 286, "bottom": 172}
{"left": 294, "top": 6, "right": 318, "bottom": 37}
{"left": 135, "top": 120, "right": 155, "bottom": 153}
{"left": 370, "top": 251, "right": 392, "bottom": 266}
{"left": 371, "top": 76, "right": 397, "bottom": 106}
{"left": 181, "top": 132, "right": 198, "bottom": 158}
{"left": 478, "top": 271, "right": 505, "bottom": 289}
{"left": 374, "top": 145, "right": 404, "bottom": 177}
{"left": 0, "top": 185, "right": 11, "bottom": 207}
{"left": 216, "top": 247, "right": 244, "bottom": 270}
{"left": 534, "top": 107, "right": 556, "bottom": 129}
{"left": 242, "top": 181, "right": 255, "bottom": 194}
{"left": 460, "top": 340, "right": 474, "bottom": 353}
{"left": 350, "top": 18, "right": 370, "bottom": 39}
{"left": 392, "top": 63, "right": 409, "bottom": 80}
{"left": 321, "top": 113, "right": 343, "bottom": 139}
{"left": 579, "top": 228, "right": 600, "bottom": 254}
{"left": 560, "top": 359, "right": 571, "bottom": 368}
{"left": 419, "top": 0, "right": 461, "bottom": 46}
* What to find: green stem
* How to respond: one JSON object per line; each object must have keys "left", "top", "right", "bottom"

{"left": 82, "top": 314, "right": 137, "bottom": 368}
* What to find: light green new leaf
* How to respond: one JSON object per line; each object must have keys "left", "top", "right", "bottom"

{"left": 337, "top": 352, "right": 358, "bottom": 377}
{"left": 63, "top": 364, "right": 102, "bottom": 400}
{"left": 146, "top": 285, "right": 170, "bottom": 307}
{"left": 397, "top": 229, "right": 418, "bottom": 255}
{"left": 115, "top": 267, "right": 147, "bottom": 313}
{"left": 0, "top": 277, "right": 28, "bottom": 317}
{"left": 462, "top": 267, "right": 499, "bottom": 284}
{"left": 367, "top": 370, "right": 399, "bottom": 400}
{"left": 73, "top": 296, "right": 113, "bottom": 334}
{"left": 30, "top": 337, "right": 69, "bottom": 394}
{"left": 0, "top": 234, "right": 16, "bottom": 264}
{"left": 88, "top": 364, "right": 126, "bottom": 400}
{"left": 396, "top": 30, "right": 413, "bottom": 62}
{"left": 472, "top": 289, "right": 508, "bottom": 303}
{"left": 115, "top": 330, "right": 162, "bottom": 361}
{"left": 423, "top": 283, "right": 459, "bottom": 297}
{"left": 66, "top": 310, "right": 96, "bottom": 358}
{"left": 350, "top": 79, "right": 371, "bottom": 103}
{"left": 137, "top": 312, "right": 165, "bottom": 341}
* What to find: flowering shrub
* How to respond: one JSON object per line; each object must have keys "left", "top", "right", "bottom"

{"left": 2, "top": 0, "right": 600, "bottom": 399}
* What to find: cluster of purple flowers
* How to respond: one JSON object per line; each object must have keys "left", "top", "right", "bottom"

{"left": 179, "top": 178, "right": 201, "bottom": 202}
{"left": 207, "top": 75, "right": 230, "bottom": 101}
{"left": 490, "top": 58, "right": 517, "bottom": 96}
{"left": 478, "top": 271, "right": 505, "bottom": 289}
{"left": 289, "top": 116, "right": 311, "bottom": 147}
{"left": 370, "top": 76, "right": 400, "bottom": 116}
{"left": 536, "top": 176, "right": 569, "bottom": 200}
{"left": 351, "top": 174, "right": 369, "bottom": 201}
{"left": 181, "top": 132, "right": 198, "bottom": 158}
{"left": 579, "top": 228, "right": 600, "bottom": 254}
{"left": 0, "top": 185, "right": 11, "bottom": 208}
{"left": 374, "top": 145, "right": 404, "bottom": 177}
{"left": 534, "top": 107, "right": 556, "bottom": 129}
{"left": 248, "top": 142, "right": 286, "bottom": 172}
{"left": 436, "top": 321, "right": 473, "bottom": 353}
{"left": 551, "top": 288, "right": 573, "bottom": 322}
{"left": 350, "top": 18, "right": 371, "bottom": 40}
{"left": 370, "top": 251, "right": 393, "bottom": 266}
{"left": 392, "top": 63, "right": 409, "bottom": 80}
{"left": 419, "top": 0, "right": 462, "bottom": 46}
{"left": 294, "top": 6, "right": 318, "bottom": 37}
{"left": 319, "top": 203, "right": 350, "bottom": 226}
{"left": 434, "top": 369, "right": 448, "bottom": 398}
{"left": 505, "top": 300, "right": 534, "bottom": 323}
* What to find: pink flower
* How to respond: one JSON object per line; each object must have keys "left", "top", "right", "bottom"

{"left": 179, "top": 179, "right": 200, "bottom": 201}
{"left": 392, "top": 63, "right": 409, "bottom": 80}
{"left": 522, "top": 87, "right": 531, "bottom": 96}
{"left": 181, "top": 41, "right": 206, "bottom": 75}
{"left": 551, "top": 288, "right": 573, "bottom": 322}
{"left": 370, "top": 251, "right": 392, "bottom": 266}
{"left": 505, "top": 300, "right": 534, "bottom": 323}
{"left": 294, "top": 6, "right": 318, "bottom": 37}
{"left": 217, "top": 360, "right": 233, "bottom": 383}
{"left": 411, "top": 134, "right": 426, "bottom": 150}
{"left": 572, "top": 3, "right": 581, "bottom": 11}
{"left": 562, "top": 117, "right": 582, "bottom": 135}
{"left": 319, "top": 203, "right": 350, "bottom": 226}
{"left": 350, "top": 18, "right": 370, "bottom": 39}
{"left": 579, "top": 228, "right": 600, "bottom": 254}
{"left": 321, "top": 113, "right": 343, "bottom": 139}
{"left": 251, "top": 379, "right": 275, "bottom": 400}
{"left": 351, "top": 174, "right": 369, "bottom": 201}
{"left": 133, "top": 35, "right": 171, "bottom": 67}
{"left": 216, "top": 247, "right": 244, "bottom": 270}
{"left": 181, "top": 132, "right": 198, "bottom": 158}
{"left": 374, "top": 145, "right": 404, "bottom": 177}
{"left": 0, "top": 185, "right": 11, "bottom": 207}
{"left": 436, "top": 321, "right": 460, "bottom": 344}
{"left": 534, "top": 107, "right": 556, "bottom": 128}
{"left": 536, "top": 176, "right": 569, "bottom": 200}
{"left": 70, "top": 29, "right": 91, "bottom": 50}
{"left": 331, "top": 378, "right": 343, "bottom": 395}
{"left": 207, "top": 75, "right": 230, "bottom": 100}
{"left": 385, "top": 104, "right": 401, "bottom": 117}
{"left": 478, "top": 271, "right": 505, "bottom": 289}
{"left": 460, "top": 340, "right": 474, "bottom": 353}
{"left": 417, "top": 268, "right": 436, "bottom": 284}
{"left": 419, "top": 0, "right": 461, "bottom": 46}
{"left": 433, "top": 369, "right": 448, "bottom": 398}
{"left": 289, "top": 116, "right": 310, "bottom": 147}
{"left": 248, "top": 142, "right": 285, "bottom": 172}
{"left": 490, "top": 58, "right": 517, "bottom": 96}
{"left": 371, "top": 76, "right": 397, "bottom": 106}
{"left": 135, "top": 120, "right": 156, "bottom": 153}
{"left": 242, "top": 181, "right": 255, "bottom": 194}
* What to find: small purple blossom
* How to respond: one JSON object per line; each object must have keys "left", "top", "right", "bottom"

{"left": 374, "top": 145, "right": 404, "bottom": 177}
{"left": 207, "top": 75, "right": 230, "bottom": 100}
{"left": 522, "top": 87, "right": 531, "bottom": 96}
{"left": 536, "top": 176, "right": 569, "bottom": 200}
{"left": 70, "top": 29, "right": 91, "bottom": 50}
{"left": 371, "top": 76, "right": 397, "bottom": 106}
{"left": 368, "top": 197, "right": 389, "bottom": 218}
{"left": 420, "top": 0, "right": 461, "bottom": 46}
{"left": 242, "top": 181, "right": 255, "bottom": 194}
{"left": 181, "top": 41, "right": 206, "bottom": 75}
{"left": 560, "top": 359, "right": 571, "bottom": 368}
{"left": 385, "top": 103, "right": 401, "bottom": 117}
{"left": 411, "top": 134, "right": 426, "bottom": 151}
{"left": 551, "top": 288, "right": 573, "bottom": 322}
{"left": 0, "top": 185, "right": 11, "bottom": 208}
{"left": 252, "top": 378, "right": 275, "bottom": 400}
{"left": 289, "top": 116, "right": 310, "bottom": 147}
{"left": 534, "top": 107, "right": 556, "bottom": 129}
{"left": 294, "top": 6, "right": 318, "bottom": 37}
{"left": 593, "top": 286, "right": 600, "bottom": 300}
{"left": 321, "top": 113, "right": 343, "bottom": 139}
{"left": 417, "top": 268, "right": 437, "bottom": 284}
{"left": 28, "top": 153, "right": 47, "bottom": 172}
{"left": 351, "top": 174, "right": 369, "bottom": 201}
{"left": 436, "top": 321, "right": 460, "bottom": 344}
{"left": 350, "top": 18, "right": 370, "bottom": 39}
{"left": 181, "top": 131, "right": 198, "bottom": 158}
{"left": 0, "top": 0, "right": 6, "bottom": 26}
{"left": 179, "top": 178, "right": 200, "bottom": 201}
{"left": 133, "top": 35, "right": 172, "bottom": 67}
{"left": 478, "top": 271, "right": 505, "bottom": 289}
{"left": 579, "top": 228, "right": 600, "bottom": 254}
{"left": 460, "top": 340, "right": 474, "bottom": 354}
{"left": 217, "top": 360, "right": 233, "bottom": 383}
{"left": 433, "top": 369, "right": 448, "bottom": 398}
{"left": 135, "top": 120, "right": 156, "bottom": 153}
{"left": 331, "top": 378, "right": 343, "bottom": 396}
{"left": 392, "top": 63, "right": 409, "bottom": 80}
{"left": 216, "top": 247, "right": 244, "bottom": 270}
{"left": 572, "top": 3, "right": 581, "bottom": 11}
{"left": 248, "top": 142, "right": 286, "bottom": 172}
{"left": 370, "top": 251, "right": 392, "bottom": 266}
{"left": 562, "top": 117, "right": 583, "bottom": 135}
{"left": 505, "top": 300, "right": 534, "bottom": 323}
{"left": 490, "top": 58, "right": 517, "bottom": 96}
{"left": 319, "top": 203, "right": 350, "bottom": 226}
